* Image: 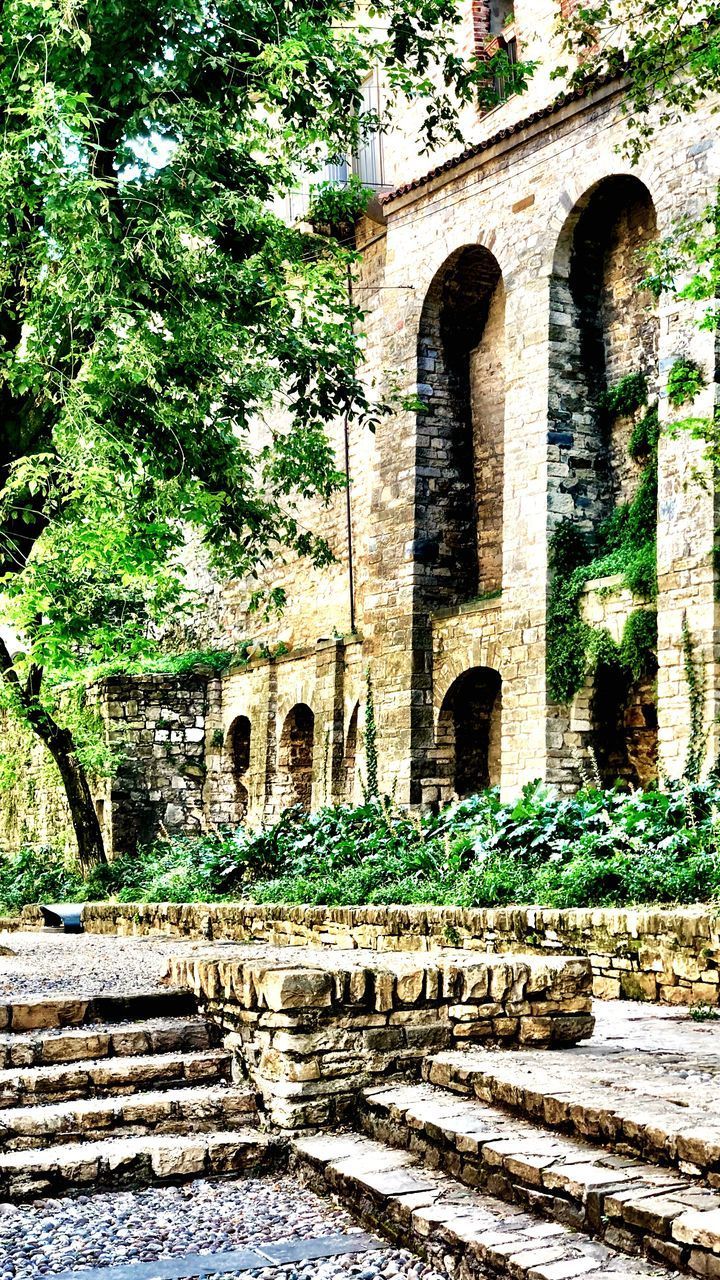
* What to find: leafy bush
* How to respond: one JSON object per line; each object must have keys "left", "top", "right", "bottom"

{"left": 666, "top": 357, "right": 706, "bottom": 408}
{"left": 0, "top": 846, "right": 86, "bottom": 915}
{"left": 3, "top": 781, "right": 720, "bottom": 913}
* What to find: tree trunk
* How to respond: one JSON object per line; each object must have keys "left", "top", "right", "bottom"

{"left": 0, "top": 644, "right": 108, "bottom": 872}
{"left": 37, "top": 720, "right": 107, "bottom": 874}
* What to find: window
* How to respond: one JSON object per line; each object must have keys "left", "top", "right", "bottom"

{"left": 472, "top": 0, "right": 519, "bottom": 104}
{"left": 352, "top": 73, "right": 386, "bottom": 189}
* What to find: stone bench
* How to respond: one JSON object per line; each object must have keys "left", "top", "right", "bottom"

{"left": 167, "top": 947, "right": 594, "bottom": 1127}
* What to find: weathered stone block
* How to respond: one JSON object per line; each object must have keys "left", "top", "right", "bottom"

{"left": 260, "top": 969, "right": 333, "bottom": 1011}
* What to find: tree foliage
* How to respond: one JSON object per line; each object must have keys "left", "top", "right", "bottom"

{"left": 0, "top": 0, "right": 532, "bottom": 865}
{"left": 557, "top": 1, "right": 720, "bottom": 164}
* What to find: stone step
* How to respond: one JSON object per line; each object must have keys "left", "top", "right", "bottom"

{"left": 361, "top": 1080, "right": 720, "bottom": 1273}
{"left": 424, "top": 1048, "right": 720, "bottom": 1182}
{"left": 0, "top": 1047, "right": 232, "bottom": 1107}
{"left": 0, "top": 1082, "right": 256, "bottom": 1150}
{"left": 0, "top": 1128, "right": 283, "bottom": 1202}
{"left": 0, "top": 1014, "right": 215, "bottom": 1069}
{"left": 0, "top": 990, "right": 197, "bottom": 1033}
{"left": 291, "top": 1130, "right": 669, "bottom": 1280}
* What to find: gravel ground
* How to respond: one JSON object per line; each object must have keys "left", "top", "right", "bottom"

{"left": 0, "top": 1174, "right": 442, "bottom": 1280}
{"left": 0, "top": 932, "right": 210, "bottom": 1000}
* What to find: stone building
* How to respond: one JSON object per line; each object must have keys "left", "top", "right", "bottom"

{"left": 4, "top": 0, "right": 719, "bottom": 855}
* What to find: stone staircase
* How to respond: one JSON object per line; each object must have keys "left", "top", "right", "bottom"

{"left": 0, "top": 989, "right": 281, "bottom": 1202}
{"left": 291, "top": 1037, "right": 720, "bottom": 1280}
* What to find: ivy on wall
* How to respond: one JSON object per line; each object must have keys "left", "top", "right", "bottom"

{"left": 547, "top": 374, "right": 659, "bottom": 705}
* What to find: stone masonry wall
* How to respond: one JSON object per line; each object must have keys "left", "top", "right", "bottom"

{"left": 79, "top": 901, "right": 720, "bottom": 1007}
{"left": 104, "top": 674, "right": 210, "bottom": 853}
{"left": 168, "top": 945, "right": 592, "bottom": 1126}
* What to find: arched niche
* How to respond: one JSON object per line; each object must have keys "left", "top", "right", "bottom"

{"left": 228, "top": 714, "right": 251, "bottom": 821}
{"left": 571, "top": 661, "right": 658, "bottom": 789}
{"left": 230, "top": 716, "right": 251, "bottom": 776}
{"left": 343, "top": 702, "right": 360, "bottom": 804}
{"left": 436, "top": 666, "right": 502, "bottom": 801}
{"left": 278, "top": 703, "right": 315, "bottom": 812}
{"left": 548, "top": 175, "right": 659, "bottom": 538}
{"left": 416, "top": 244, "right": 505, "bottom": 607}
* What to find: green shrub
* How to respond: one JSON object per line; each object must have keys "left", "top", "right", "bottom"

{"left": 667, "top": 357, "right": 706, "bottom": 408}
{"left": 0, "top": 846, "right": 86, "bottom": 915}
{"left": 3, "top": 780, "right": 720, "bottom": 913}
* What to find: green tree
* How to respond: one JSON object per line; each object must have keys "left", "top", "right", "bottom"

{"left": 0, "top": 0, "right": 533, "bottom": 870}
{"left": 557, "top": 2, "right": 720, "bottom": 341}
{"left": 558, "top": 1, "right": 720, "bottom": 164}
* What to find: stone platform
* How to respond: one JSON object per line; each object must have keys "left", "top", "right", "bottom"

{"left": 167, "top": 946, "right": 594, "bottom": 1127}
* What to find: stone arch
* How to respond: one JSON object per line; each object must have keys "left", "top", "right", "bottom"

{"left": 571, "top": 662, "right": 658, "bottom": 789}
{"left": 433, "top": 639, "right": 501, "bottom": 730}
{"left": 430, "top": 666, "right": 502, "bottom": 806}
{"left": 277, "top": 703, "right": 315, "bottom": 812}
{"left": 228, "top": 715, "right": 251, "bottom": 820}
{"left": 548, "top": 174, "right": 659, "bottom": 538}
{"left": 415, "top": 243, "right": 506, "bottom": 608}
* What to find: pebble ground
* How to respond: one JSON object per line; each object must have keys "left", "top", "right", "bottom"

{"left": 0, "top": 1174, "right": 442, "bottom": 1280}
{"left": 0, "top": 931, "right": 207, "bottom": 1000}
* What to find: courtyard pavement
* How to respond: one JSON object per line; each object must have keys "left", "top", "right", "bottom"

{"left": 0, "top": 928, "right": 716, "bottom": 1280}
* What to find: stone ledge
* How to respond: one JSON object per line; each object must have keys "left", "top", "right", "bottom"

{"left": 168, "top": 946, "right": 593, "bottom": 1128}
{"left": 79, "top": 901, "right": 720, "bottom": 1008}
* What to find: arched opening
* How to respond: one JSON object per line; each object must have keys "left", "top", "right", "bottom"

{"left": 591, "top": 664, "right": 658, "bottom": 789}
{"left": 549, "top": 175, "right": 658, "bottom": 537}
{"left": 416, "top": 245, "right": 505, "bottom": 607}
{"left": 278, "top": 704, "right": 315, "bottom": 812}
{"left": 548, "top": 177, "right": 659, "bottom": 790}
{"left": 436, "top": 667, "right": 502, "bottom": 801}
{"left": 228, "top": 715, "right": 251, "bottom": 821}
{"left": 230, "top": 716, "right": 251, "bottom": 776}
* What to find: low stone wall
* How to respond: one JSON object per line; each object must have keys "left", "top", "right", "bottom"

{"left": 80, "top": 901, "right": 720, "bottom": 1006}
{"left": 168, "top": 946, "right": 593, "bottom": 1127}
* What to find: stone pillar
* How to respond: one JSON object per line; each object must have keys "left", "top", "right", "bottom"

{"left": 313, "top": 638, "right": 347, "bottom": 806}
{"left": 501, "top": 267, "right": 551, "bottom": 793}
{"left": 656, "top": 307, "right": 718, "bottom": 778}
{"left": 364, "top": 326, "right": 419, "bottom": 804}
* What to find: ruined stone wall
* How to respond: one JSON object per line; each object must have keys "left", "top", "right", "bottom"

{"left": 0, "top": 710, "right": 75, "bottom": 855}
{"left": 103, "top": 675, "right": 210, "bottom": 853}
{"left": 79, "top": 901, "right": 720, "bottom": 1007}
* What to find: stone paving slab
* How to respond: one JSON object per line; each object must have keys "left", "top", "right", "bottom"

{"left": 423, "top": 1046, "right": 720, "bottom": 1181}
{"left": 291, "top": 1132, "right": 670, "bottom": 1280}
{"left": 49, "top": 1233, "right": 385, "bottom": 1280}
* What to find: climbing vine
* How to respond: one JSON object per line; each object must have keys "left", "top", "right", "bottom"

{"left": 362, "top": 667, "right": 380, "bottom": 801}
{"left": 681, "top": 617, "right": 708, "bottom": 783}
{"left": 547, "top": 374, "right": 659, "bottom": 704}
